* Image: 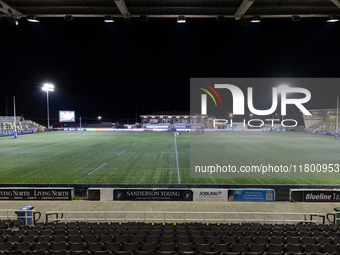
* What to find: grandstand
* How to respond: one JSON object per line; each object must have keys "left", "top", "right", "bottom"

{"left": 0, "top": 116, "right": 45, "bottom": 134}
{"left": 140, "top": 112, "right": 207, "bottom": 130}
{"left": 303, "top": 109, "right": 339, "bottom": 134}
{"left": 0, "top": 206, "right": 338, "bottom": 255}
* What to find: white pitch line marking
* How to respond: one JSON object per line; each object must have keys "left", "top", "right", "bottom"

{"left": 108, "top": 152, "right": 135, "bottom": 154}
{"left": 131, "top": 143, "right": 137, "bottom": 147}
{"left": 158, "top": 168, "right": 193, "bottom": 169}
{"left": 0, "top": 141, "right": 50, "bottom": 152}
{"left": 226, "top": 150, "right": 236, "bottom": 156}
{"left": 87, "top": 163, "right": 106, "bottom": 175}
{"left": 117, "top": 149, "right": 126, "bottom": 156}
{"left": 0, "top": 136, "right": 94, "bottom": 160}
{"left": 162, "top": 152, "right": 189, "bottom": 153}
{"left": 174, "top": 135, "right": 181, "bottom": 184}
{"left": 78, "top": 167, "right": 118, "bottom": 170}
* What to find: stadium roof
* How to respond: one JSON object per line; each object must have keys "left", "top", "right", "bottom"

{"left": 1, "top": 0, "right": 340, "bottom": 21}
{"left": 144, "top": 111, "right": 190, "bottom": 116}
{"left": 308, "top": 108, "right": 340, "bottom": 115}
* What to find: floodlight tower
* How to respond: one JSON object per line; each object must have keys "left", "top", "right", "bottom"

{"left": 42, "top": 83, "right": 54, "bottom": 129}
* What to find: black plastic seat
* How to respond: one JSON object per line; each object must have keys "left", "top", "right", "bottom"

{"left": 248, "top": 243, "right": 266, "bottom": 253}
{"left": 159, "top": 242, "right": 176, "bottom": 251}
{"left": 68, "top": 242, "right": 87, "bottom": 251}
{"left": 144, "top": 236, "right": 159, "bottom": 244}
{"left": 122, "top": 242, "right": 139, "bottom": 252}
{"left": 86, "top": 242, "right": 104, "bottom": 251}
{"left": 49, "top": 250, "right": 69, "bottom": 255}
{"left": 140, "top": 242, "right": 157, "bottom": 252}
{"left": 178, "top": 242, "right": 194, "bottom": 252}
{"left": 32, "top": 242, "right": 50, "bottom": 251}
{"left": 230, "top": 243, "right": 248, "bottom": 253}
{"left": 50, "top": 241, "right": 68, "bottom": 251}
{"left": 83, "top": 235, "right": 98, "bottom": 243}
{"left": 285, "top": 243, "right": 303, "bottom": 253}
{"left": 91, "top": 251, "right": 112, "bottom": 255}
{"left": 105, "top": 242, "right": 122, "bottom": 251}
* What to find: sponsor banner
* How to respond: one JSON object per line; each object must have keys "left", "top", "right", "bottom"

{"left": 273, "top": 129, "right": 286, "bottom": 132}
{"left": 146, "top": 128, "right": 169, "bottom": 131}
{"left": 0, "top": 132, "right": 22, "bottom": 137}
{"left": 290, "top": 189, "right": 340, "bottom": 202}
{"left": 0, "top": 188, "right": 74, "bottom": 200}
{"left": 228, "top": 189, "right": 275, "bottom": 202}
{"left": 63, "top": 128, "right": 77, "bottom": 131}
{"left": 85, "top": 128, "right": 144, "bottom": 132}
{"left": 21, "top": 130, "right": 35, "bottom": 134}
{"left": 193, "top": 189, "right": 228, "bottom": 202}
{"left": 114, "top": 189, "right": 193, "bottom": 201}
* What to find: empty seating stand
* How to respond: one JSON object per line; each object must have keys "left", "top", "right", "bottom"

{"left": 1, "top": 220, "right": 340, "bottom": 255}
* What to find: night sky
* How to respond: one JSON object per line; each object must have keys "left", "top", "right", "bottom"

{"left": 1, "top": 17, "right": 340, "bottom": 124}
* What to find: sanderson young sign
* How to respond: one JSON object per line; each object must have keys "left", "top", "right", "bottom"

{"left": 114, "top": 189, "right": 193, "bottom": 201}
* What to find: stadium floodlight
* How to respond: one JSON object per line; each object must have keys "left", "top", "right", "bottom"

{"left": 278, "top": 84, "right": 289, "bottom": 93}
{"left": 251, "top": 16, "right": 261, "bottom": 23}
{"left": 177, "top": 16, "right": 186, "bottom": 23}
{"left": 98, "top": 116, "right": 102, "bottom": 120}
{"left": 104, "top": 16, "right": 114, "bottom": 22}
{"left": 27, "top": 15, "right": 39, "bottom": 22}
{"left": 42, "top": 83, "right": 54, "bottom": 129}
{"left": 277, "top": 85, "right": 289, "bottom": 121}
{"left": 327, "top": 15, "right": 339, "bottom": 22}
{"left": 42, "top": 83, "right": 54, "bottom": 92}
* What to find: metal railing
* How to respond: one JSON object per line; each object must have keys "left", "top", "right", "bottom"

{"left": 0, "top": 209, "right": 35, "bottom": 225}
{"left": 46, "top": 211, "right": 325, "bottom": 224}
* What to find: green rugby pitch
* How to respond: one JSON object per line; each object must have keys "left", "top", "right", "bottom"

{"left": 0, "top": 131, "right": 339, "bottom": 185}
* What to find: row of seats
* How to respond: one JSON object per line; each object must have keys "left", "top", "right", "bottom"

{"left": 2, "top": 229, "right": 340, "bottom": 239}
{"left": 1, "top": 241, "right": 340, "bottom": 254}
{"left": 3, "top": 221, "right": 336, "bottom": 230}
{"left": 3, "top": 224, "right": 340, "bottom": 236}
{"left": 13, "top": 226, "right": 340, "bottom": 234}
{"left": 2, "top": 234, "right": 340, "bottom": 245}
{"left": 7, "top": 249, "right": 340, "bottom": 255}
